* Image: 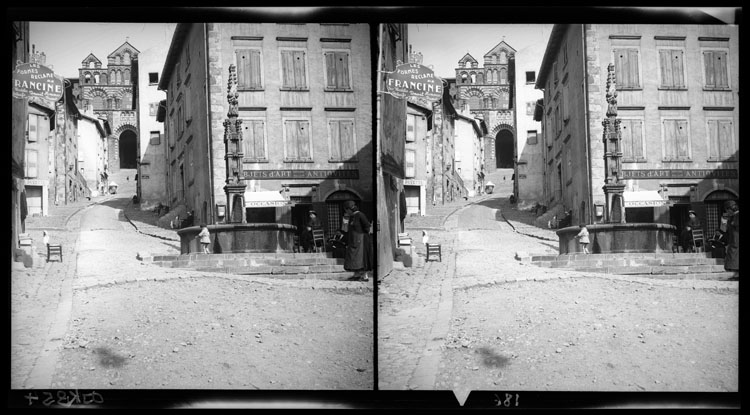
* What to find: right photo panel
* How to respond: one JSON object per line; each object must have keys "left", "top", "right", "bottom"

{"left": 375, "top": 22, "right": 739, "bottom": 400}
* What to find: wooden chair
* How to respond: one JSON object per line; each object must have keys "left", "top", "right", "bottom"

{"left": 692, "top": 229, "right": 705, "bottom": 253}
{"left": 312, "top": 228, "right": 326, "bottom": 253}
{"left": 672, "top": 233, "right": 681, "bottom": 253}
{"left": 426, "top": 243, "right": 442, "bottom": 262}
{"left": 292, "top": 235, "right": 301, "bottom": 253}
{"left": 47, "top": 244, "right": 63, "bottom": 262}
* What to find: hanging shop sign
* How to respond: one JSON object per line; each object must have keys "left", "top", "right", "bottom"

{"left": 385, "top": 62, "right": 443, "bottom": 102}
{"left": 12, "top": 62, "right": 64, "bottom": 102}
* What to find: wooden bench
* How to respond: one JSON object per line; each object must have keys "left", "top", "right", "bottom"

{"left": 426, "top": 243, "right": 441, "bottom": 262}
{"left": 47, "top": 244, "right": 63, "bottom": 262}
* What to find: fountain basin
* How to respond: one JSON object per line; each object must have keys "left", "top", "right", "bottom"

{"left": 556, "top": 223, "right": 676, "bottom": 254}
{"left": 177, "top": 223, "right": 297, "bottom": 254}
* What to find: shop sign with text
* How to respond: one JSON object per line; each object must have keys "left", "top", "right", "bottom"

{"left": 243, "top": 169, "right": 359, "bottom": 180}
{"left": 12, "top": 62, "right": 64, "bottom": 102}
{"left": 622, "top": 169, "right": 738, "bottom": 180}
{"left": 385, "top": 63, "right": 442, "bottom": 102}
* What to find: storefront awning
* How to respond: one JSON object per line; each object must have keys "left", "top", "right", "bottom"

{"left": 244, "top": 190, "right": 288, "bottom": 208}
{"left": 623, "top": 191, "right": 669, "bottom": 207}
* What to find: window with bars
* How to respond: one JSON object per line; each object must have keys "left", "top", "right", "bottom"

{"left": 662, "top": 119, "right": 690, "bottom": 160}
{"left": 243, "top": 119, "right": 267, "bottom": 161}
{"left": 326, "top": 203, "right": 342, "bottom": 237}
{"left": 658, "top": 49, "right": 686, "bottom": 88}
{"left": 324, "top": 51, "right": 351, "bottom": 90}
{"left": 283, "top": 120, "right": 312, "bottom": 161}
{"left": 620, "top": 119, "right": 645, "bottom": 161}
{"left": 706, "top": 119, "right": 735, "bottom": 160}
{"left": 280, "top": 50, "right": 307, "bottom": 89}
{"left": 327, "top": 119, "right": 356, "bottom": 161}
{"left": 236, "top": 49, "right": 263, "bottom": 89}
{"left": 703, "top": 50, "right": 729, "bottom": 89}
{"left": 613, "top": 49, "right": 641, "bottom": 88}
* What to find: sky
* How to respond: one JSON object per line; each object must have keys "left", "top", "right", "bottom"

{"left": 28, "top": 22, "right": 177, "bottom": 78}
{"left": 407, "top": 24, "right": 553, "bottom": 79}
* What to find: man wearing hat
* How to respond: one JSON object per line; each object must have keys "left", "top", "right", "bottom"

{"left": 343, "top": 200, "right": 372, "bottom": 282}
{"left": 300, "top": 209, "right": 321, "bottom": 253}
{"left": 680, "top": 210, "right": 702, "bottom": 252}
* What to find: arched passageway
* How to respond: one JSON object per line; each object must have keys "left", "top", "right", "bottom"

{"left": 495, "top": 129, "right": 514, "bottom": 168}
{"left": 119, "top": 129, "right": 138, "bottom": 169}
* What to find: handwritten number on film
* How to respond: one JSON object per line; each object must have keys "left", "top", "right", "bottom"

{"left": 494, "top": 393, "right": 520, "bottom": 407}
{"left": 24, "top": 390, "right": 104, "bottom": 407}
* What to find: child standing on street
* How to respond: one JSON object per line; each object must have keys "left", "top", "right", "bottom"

{"left": 197, "top": 223, "right": 211, "bottom": 254}
{"left": 576, "top": 224, "right": 590, "bottom": 254}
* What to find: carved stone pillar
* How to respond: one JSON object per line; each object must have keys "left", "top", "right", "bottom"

{"left": 602, "top": 63, "right": 625, "bottom": 223}
{"left": 223, "top": 64, "right": 246, "bottom": 224}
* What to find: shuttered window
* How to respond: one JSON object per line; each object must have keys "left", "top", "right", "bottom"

{"left": 707, "top": 119, "right": 734, "bottom": 160}
{"left": 236, "top": 49, "right": 262, "bottom": 89}
{"left": 324, "top": 51, "right": 350, "bottom": 90}
{"left": 280, "top": 50, "right": 307, "bottom": 89}
{"left": 283, "top": 120, "right": 311, "bottom": 161}
{"left": 658, "top": 49, "right": 686, "bottom": 88}
{"left": 703, "top": 50, "right": 729, "bottom": 89}
{"left": 327, "top": 119, "right": 355, "bottom": 161}
{"left": 243, "top": 120, "right": 267, "bottom": 161}
{"left": 405, "top": 149, "right": 416, "bottom": 178}
{"left": 613, "top": 48, "right": 640, "bottom": 88}
{"left": 620, "top": 119, "right": 644, "bottom": 161}
{"left": 25, "top": 149, "right": 38, "bottom": 178}
{"left": 27, "top": 113, "right": 43, "bottom": 142}
{"left": 662, "top": 119, "right": 690, "bottom": 160}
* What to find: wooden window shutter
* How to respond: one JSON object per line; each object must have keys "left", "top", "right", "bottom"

{"left": 659, "top": 50, "right": 672, "bottom": 87}
{"left": 297, "top": 120, "right": 310, "bottom": 159}
{"left": 704, "top": 51, "right": 716, "bottom": 88}
{"left": 614, "top": 49, "right": 627, "bottom": 87}
{"left": 253, "top": 121, "right": 265, "bottom": 159}
{"left": 244, "top": 121, "right": 256, "bottom": 159}
{"left": 715, "top": 51, "right": 728, "bottom": 88}
{"left": 341, "top": 120, "right": 354, "bottom": 158}
{"left": 236, "top": 49, "right": 261, "bottom": 88}
{"left": 631, "top": 120, "right": 643, "bottom": 159}
{"left": 628, "top": 49, "right": 639, "bottom": 87}
{"left": 621, "top": 119, "right": 633, "bottom": 159}
{"left": 672, "top": 50, "right": 685, "bottom": 87}
{"left": 325, "top": 52, "right": 337, "bottom": 89}
{"left": 27, "top": 114, "right": 38, "bottom": 142}
{"left": 718, "top": 120, "right": 733, "bottom": 159}
{"left": 293, "top": 51, "right": 306, "bottom": 88}
{"left": 336, "top": 52, "right": 350, "bottom": 89}
{"left": 707, "top": 120, "right": 719, "bottom": 158}
{"left": 676, "top": 120, "right": 689, "bottom": 158}
{"left": 281, "top": 51, "right": 295, "bottom": 88}
{"left": 663, "top": 120, "right": 676, "bottom": 159}
{"left": 284, "top": 120, "right": 298, "bottom": 159}
{"left": 328, "top": 120, "right": 341, "bottom": 160}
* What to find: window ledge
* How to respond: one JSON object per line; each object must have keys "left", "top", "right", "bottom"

{"left": 623, "top": 158, "right": 648, "bottom": 163}
{"left": 329, "top": 158, "right": 358, "bottom": 163}
{"left": 284, "top": 158, "right": 314, "bottom": 163}
{"left": 703, "top": 87, "right": 731, "bottom": 92}
{"left": 280, "top": 88, "right": 310, "bottom": 92}
{"left": 707, "top": 157, "right": 736, "bottom": 162}
{"left": 657, "top": 87, "right": 688, "bottom": 91}
{"left": 243, "top": 158, "right": 269, "bottom": 163}
{"left": 619, "top": 87, "right": 643, "bottom": 91}
{"left": 238, "top": 87, "right": 265, "bottom": 92}
{"left": 662, "top": 159, "right": 693, "bottom": 163}
{"left": 324, "top": 88, "right": 354, "bottom": 93}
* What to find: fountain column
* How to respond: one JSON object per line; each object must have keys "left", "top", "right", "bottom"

{"left": 223, "top": 64, "right": 247, "bottom": 224}
{"left": 602, "top": 63, "right": 625, "bottom": 224}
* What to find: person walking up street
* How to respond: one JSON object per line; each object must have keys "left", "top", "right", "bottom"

{"left": 343, "top": 200, "right": 372, "bottom": 282}
{"left": 197, "top": 223, "right": 211, "bottom": 254}
{"left": 576, "top": 224, "right": 590, "bottom": 254}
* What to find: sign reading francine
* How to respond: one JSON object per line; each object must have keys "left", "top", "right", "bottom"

{"left": 385, "top": 62, "right": 443, "bottom": 102}
{"left": 12, "top": 62, "right": 64, "bottom": 102}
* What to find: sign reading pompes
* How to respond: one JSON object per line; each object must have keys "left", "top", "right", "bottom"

{"left": 385, "top": 63, "right": 443, "bottom": 102}
{"left": 13, "top": 62, "right": 64, "bottom": 102}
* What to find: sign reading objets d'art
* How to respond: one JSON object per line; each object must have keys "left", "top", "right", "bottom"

{"left": 244, "top": 169, "right": 359, "bottom": 180}
{"left": 622, "top": 169, "right": 738, "bottom": 180}
{"left": 385, "top": 62, "right": 443, "bottom": 102}
{"left": 12, "top": 62, "right": 64, "bottom": 102}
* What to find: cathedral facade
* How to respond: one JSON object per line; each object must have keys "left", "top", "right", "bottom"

{"left": 77, "top": 41, "right": 140, "bottom": 172}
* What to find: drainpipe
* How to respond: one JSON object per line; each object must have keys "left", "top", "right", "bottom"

{"left": 581, "top": 24, "right": 594, "bottom": 224}
{"left": 204, "top": 23, "right": 215, "bottom": 224}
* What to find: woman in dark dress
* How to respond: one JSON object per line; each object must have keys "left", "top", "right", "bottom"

{"left": 343, "top": 200, "right": 372, "bottom": 281}
{"left": 723, "top": 200, "right": 739, "bottom": 273}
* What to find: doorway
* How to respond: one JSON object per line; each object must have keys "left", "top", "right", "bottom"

{"left": 119, "top": 129, "right": 138, "bottom": 169}
{"left": 495, "top": 129, "right": 514, "bottom": 168}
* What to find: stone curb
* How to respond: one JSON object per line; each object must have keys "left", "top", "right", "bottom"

{"left": 121, "top": 201, "right": 180, "bottom": 242}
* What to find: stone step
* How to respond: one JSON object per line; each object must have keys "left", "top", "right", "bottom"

{"left": 537, "top": 257, "right": 724, "bottom": 268}
{"left": 193, "top": 268, "right": 358, "bottom": 281}
{"left": 531, "top": 252, "right": 714, "bottom": 262}
{"left": 610, "top": 272, "right": 738, "bottom": 281}
{"left": 151, "top": 252, "right": 335, "bottom": 262}
{"left": 154, "top": 257, "right": 343, "bottom": 268}
{"left": 573, "top": 264, "right": 728, "bottom": 275}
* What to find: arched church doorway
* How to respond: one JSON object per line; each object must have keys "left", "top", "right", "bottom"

{"left": 495, "top": 129, "right": 514, "bottom": 168}
{"left": 119, "top": 129, "right": 138, "bottom": 169}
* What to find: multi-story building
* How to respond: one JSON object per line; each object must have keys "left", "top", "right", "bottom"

{"left": 77, "top": 111, "right": 110, "bottom": 196}
{"left": 24, "top": 99, "right": 55, "bottom": 217}
{"left": 12, "top": 21, "right": 31, "bottom": 259}
{"left": 77, "top": 41, "right": 140, "bottom": 172}
{"left": 159, "top": 23, "right": 373, "bottom": 238}
{"left": 404, "top": 101, "right": 431, "bottom": 216}
{"left": 53, "top": 80, "right": 87, "bottom": 205}
{"left": 454, "top": 40, "right": 518, "bottom": 192}
{"left": 133, "top": 35, "right": 173, "bottom": 209}
{"left": 431, "top": 84, "right": 463, "bottom": 204}
{"left": 536, "top": 24, "right": 739, "bottom": 237}
{"left": 454, "top": 107, "right": 487, "bottom": 198}
{"left": 376, "top": 23, "right": 408, "bottom": 279}
{"left": 514, "top": 37, "right": 547, "bottom": 205}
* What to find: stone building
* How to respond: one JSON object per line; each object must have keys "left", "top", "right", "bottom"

{"left": 536, "top": 24, "right": 739, "bottom": 237}
{"left": 12, "top": 21, "right": 31, "bottom": 260}
{"left": 24, "top": 99, "right": 55, "bottom": 217}
{"left": 431, "top": 83, "right": 463, "bottom": 204}
{"left": 404, "top": 101, "right": 431, "bottom": 216}
{"left": 53, "top": 80, "right": 88, "bottom": 205}
{"left": 454, "top": 40, "right": 518, "bottom": 191}
{"left": 77, "top": 112, "right": 110, "bottom": 196}
{"left": 77, "top": 41, "right": 140, "bottom": 172}
{"left": 454, "top": 108, "right": 487, "bottom": 198}
{"left": 158, "top": 23, "right": 373, "bottom": 237}
{"left": 376, "top": 23, "right": 408, "bottom": 279}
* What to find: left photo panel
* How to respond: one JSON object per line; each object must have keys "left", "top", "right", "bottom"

{"left": 11, "top": 21, "right": 374, "bottom": 390}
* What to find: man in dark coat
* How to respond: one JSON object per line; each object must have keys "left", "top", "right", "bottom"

{"left": 343, "top": 200, "right": 372, "bottom": 281}
{"left": 722, "top": 201, "right": 739, "bottom": 273}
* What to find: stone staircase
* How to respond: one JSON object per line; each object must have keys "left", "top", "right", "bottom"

{"left": 530, "top": 252, "right": 736, "bottom": 281}
{"left": 146, "top": 252, "right": 356, "bottom": 281}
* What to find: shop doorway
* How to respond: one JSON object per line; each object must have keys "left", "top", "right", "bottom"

{"left": 290, "top": 196, "right": 313, "bottom": 236}
{"left": 495, "top": 129, "right": 514, "bottom": 168}
{"left": 119, "top": 129, "right": 138, "bottom": 169}
{"left": 325, "top": 190, "right": 360, "bottom": 237}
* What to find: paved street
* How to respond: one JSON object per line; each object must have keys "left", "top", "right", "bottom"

{"left": 377, "top": 170, "right": 738, "bottom": 398}
{"left": 11, "top": 170, "right": 373, "bottom": 391}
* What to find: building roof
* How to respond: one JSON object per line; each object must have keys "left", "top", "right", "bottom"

{"left": 158, "top": 23, "right": 192, "bottom": 91}
{"left": 535, "top": 24, "right": 569, "bottom": 89}
{"left": 484, "top": 40, "right": 516, "bottom": 57}
{"left": 79, "top": 113, "right": 109, "bottom": 137}
{"left": 81, "top": 53, "right": 101, "bottom": 67}
{"left": 457, "top": 53, "right": 478, "bottom": 66}
{"left": 107, "top": 41, "right": 140, "bottom": 58}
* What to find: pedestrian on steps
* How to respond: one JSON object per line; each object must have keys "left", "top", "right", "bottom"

{"left": 197, "top": 223, "right": 211, "bottom": 254}
{"left": 576, "top": 224, "right": 590, "bottom": 254}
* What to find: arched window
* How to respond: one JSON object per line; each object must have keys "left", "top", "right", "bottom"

{"left": 477, "top": 72, "right": 484, "bottom": 84}
{"left": 461, "top": 73, "right": 468, "bottom": 84}
{"left": 123, "top": 52, "right": 130, "bottom": 65}
{"left": 94, "top": 73, "right": 100, "bottom": 84}
{"left": 500, "top": 51, "right": 507, "bottom": 64}
{"left": 107, "top": 98, "right": 113, "bottom": 109}
{"left": 100, "top": 73, "right": 108, "bottom": 84}
{"left": 123, "top": 69, "right": 130, "bottom": 84}
{"left": 84, "top": 73, "right": 92, "bottom": 84}
{"left": 89, "top": 61, "right": 95, "bottom": 69}
{"left": 483, "top": 97, "right": 490, "bottom": 108}
{"left": 470, "top": 73, "right": 477, "bottom": 83}
{"left": 116, "top": 71, "right": 122, "bottom": 85}
{"left": 500, "top": 67, "right": 507, "bottom": 84}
